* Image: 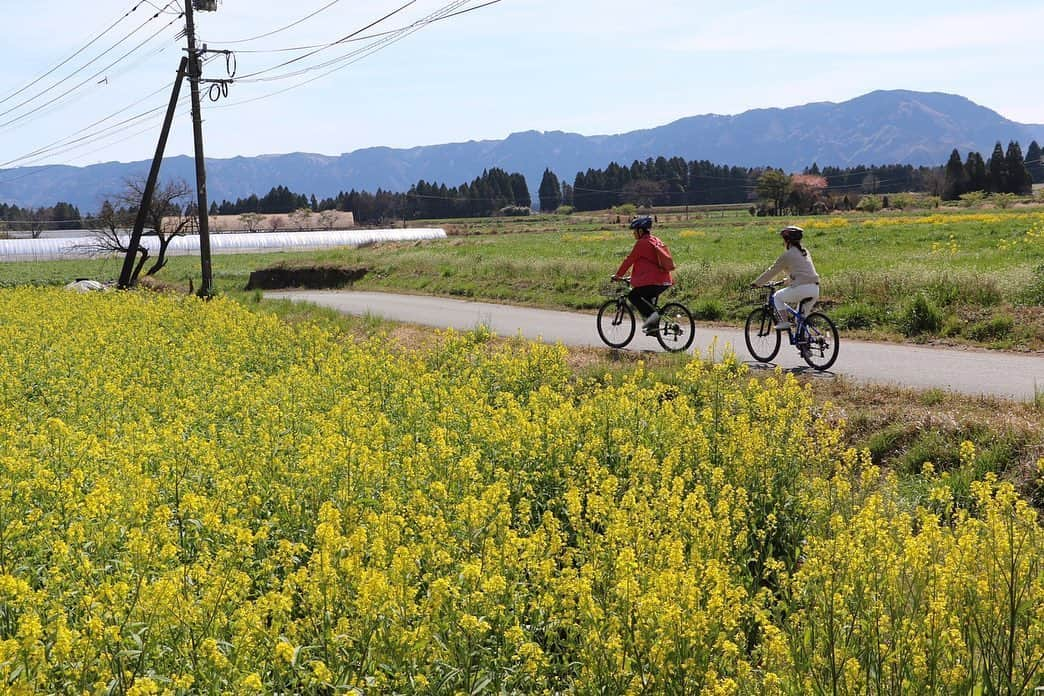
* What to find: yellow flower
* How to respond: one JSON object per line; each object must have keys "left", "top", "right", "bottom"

{"left": 275, "top": 640, "right": 296, "bottom": 665}
{"left": 310, "top": 660, "right": 333, "bottom": 684}
{"left": 240, "top": 673, "right": 263, "bottom": 691}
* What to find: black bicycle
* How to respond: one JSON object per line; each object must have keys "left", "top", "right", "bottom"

{"left": 745, "top": 280, "right": 839, "bottom": 370}
{"left": 596, "top": 277, "right": 695, "bottom": 353}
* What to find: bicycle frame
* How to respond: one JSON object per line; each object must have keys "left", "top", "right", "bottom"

{"left": 598, "top": 277, "right": 695, "bottom": 353}
{"left": 764, "top": 285, "right": 810, "bottom": 346}
{"left": 611, "top": 278, "right": 666, "bottom": 318}
{"left": 748, "top": 281, "right": 838, "bottom": 370}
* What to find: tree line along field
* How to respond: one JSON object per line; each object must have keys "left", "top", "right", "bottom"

{"left": 1, "top": 287, "right": 1043, "bottom": 693}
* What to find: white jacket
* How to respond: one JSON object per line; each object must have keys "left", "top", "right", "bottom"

{"left": 754, "top": 246, "right": 820, "bottom": 287}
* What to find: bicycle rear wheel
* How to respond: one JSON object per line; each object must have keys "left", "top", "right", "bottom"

{"left": 744, "top": 307, "right": 781, "bottom": 362}
{"left": 800, "top": 312, "right": 839, "bottom": 371}
{"left": 655, "top": 302, "right": 695, "bottom": 353}
{"left": 597, "top": 299, "right": 635, "bottom": 348}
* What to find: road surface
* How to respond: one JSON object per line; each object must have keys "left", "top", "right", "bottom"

{"left": 266, "top": 290, "right": 1044, "bottom": 402}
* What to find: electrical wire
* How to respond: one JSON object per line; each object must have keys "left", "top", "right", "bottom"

{"left": 232, "top": 0, "right": 419, "bottom": 81}
{"left": 0, "top": 1, "right": 179, "bottom": 122}
{"left": 0, "top": 0, "right": 167, "bottom": 107}
{"left": 206, "top": 0, "right": 346, "bottom": 45}
{"left": 209, "top": 0, "right": 494, "bottom": 109}
{"left": 0, "top": 105, "right": 191, "bottom": 186}
{"left": 2, "top": 0, "right": 498, "bottom": 188}
{"left": 237, "top": 0, "right": 497, "bottom": 83}
{"left": 0, "top": 36, "right": 182, "bottom": 136}
{"left": 0, "top": 11, "right": 184, "bottom": 132}
{"left": 214, "top": 0, "right": 502, "bottom": 54}
{"left": 0, "top": 94, "right": 188, "bottom": 169}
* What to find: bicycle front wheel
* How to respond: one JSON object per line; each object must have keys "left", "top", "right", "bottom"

{"left": 597, "top": 299, "right": 635, "bottom": 348}
{"left": 800, "top": 312, "right": 839, "bottom": 371}
{"left": 744, "top": 307, "right": 781, "bottom": 362}
{"left": 655, "top": 302, "right": 695, "bottom": 353}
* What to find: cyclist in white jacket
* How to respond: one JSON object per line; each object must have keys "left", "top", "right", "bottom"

{"left": 752, "top": 225, "right": 820, "bottom": 329}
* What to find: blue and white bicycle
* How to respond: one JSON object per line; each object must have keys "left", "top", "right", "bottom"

{"left": 745, "top": 280, "right": 839, "bottom": 371}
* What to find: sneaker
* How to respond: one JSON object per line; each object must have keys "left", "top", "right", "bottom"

{"left": 774, "top": 319, "right": 791, "bottom": 330}
{"left": 642, "top": 312, "right": 660, "bottom": 329}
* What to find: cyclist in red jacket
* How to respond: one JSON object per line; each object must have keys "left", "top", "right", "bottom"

{"left": 612, "top": 215, "right": 674, "bottom": 333}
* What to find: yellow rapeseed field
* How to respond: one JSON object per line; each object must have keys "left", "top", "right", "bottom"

{"left": 0, "top": 288, "right": 1042, "bottom": 694}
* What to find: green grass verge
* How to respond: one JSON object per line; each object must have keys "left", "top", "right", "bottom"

{"left": 4, "top": 207, "right": 1042, "bottom": 349}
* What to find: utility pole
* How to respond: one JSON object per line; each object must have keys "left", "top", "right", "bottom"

{"left": 183, "top": 0, "right": 216, "bottom": 297}
{"left": 118, "top": 57, "right": 188, "bottom": 289}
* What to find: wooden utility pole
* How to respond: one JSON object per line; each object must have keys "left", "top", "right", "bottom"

{"left": 118, "top": 57, "right": 188, "bottom": 289}
{"left": 183, "top": 0, "right": 215, "bottom": 297}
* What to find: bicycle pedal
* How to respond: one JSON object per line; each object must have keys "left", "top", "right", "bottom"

{"left": 643, "top": 328, "right": 659, "bottom": 336}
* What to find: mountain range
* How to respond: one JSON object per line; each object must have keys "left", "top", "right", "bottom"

{"left": 3, "top": 89, "right": 1043, "bottom": 211}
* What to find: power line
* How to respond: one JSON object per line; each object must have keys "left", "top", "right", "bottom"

{"left": 213, "top": 0, "right": 502, "bottom": 54}
{"left": 205, "top": 0, "right": 347, "bottom": 45}
{"left": 0, "top": 112, "right": 185, "bottom": 188}
{"left": 0, "top": 39, "right": 180, "bottom": 137}
{"left": 209, "top": 0, "right": 494, "bottom": 109}
{"left": 0, "top": 2, "right": 180, "bottom": 124}
{"left": 0, "top": 0, "right": 167, "bottom": 108}
{"left": 2, "top": 0, "right": 498, "bottom": 186}
{"left": 1, "top": 95, "right": 190, "bottom": 170}
{"left": 233, "top": 0, "right": 419, "bottom": 82}
{"left": 238, "top": 0, "right": 498, "bottom": 83}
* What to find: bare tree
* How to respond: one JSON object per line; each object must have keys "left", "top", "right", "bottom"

{"left": 27, "top": 208, "right": 47, "bottom": 239}
{"left": 81, "top": 178, "right": 194, "bottom": 284}
{"left": 288, "top": 207, "right": 313, "bottom": 230}
{"left": 82, "top": 200, "right": 151, "bottom": 282}
{"left": 318, "top": 209, "right": 338, "bottom": 231}
{"left": 268, "top": 215, "right": 285, "bottom": 233}
{"left": 239, "top": 212, "right": 263, "bottom": 233}
{"left": 121, "top": 178, "right": 195, "bottom": 276}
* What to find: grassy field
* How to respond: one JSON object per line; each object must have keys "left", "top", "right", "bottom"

{"left": 3, "top": 207, "right": 1043, "bottom": 350}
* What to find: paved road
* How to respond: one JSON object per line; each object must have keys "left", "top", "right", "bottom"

{"left": 267, "top": 290, "right": 1044, "bottom": 402}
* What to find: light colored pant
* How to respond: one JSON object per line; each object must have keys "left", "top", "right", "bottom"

{"left": 773, "top": 283, "right": 820, "bottom": 317}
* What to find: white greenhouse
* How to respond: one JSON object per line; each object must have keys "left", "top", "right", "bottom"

{"left": 0, "top": 228, "right": 446, "bottom": 262}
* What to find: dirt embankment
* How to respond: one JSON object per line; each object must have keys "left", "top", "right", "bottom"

{"left": 246, "top": 264, "right": 368, "bottom": 290}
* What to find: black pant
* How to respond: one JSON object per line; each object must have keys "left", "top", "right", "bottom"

{"left": 628, "top": 285, "right": 669, "bottom": 319}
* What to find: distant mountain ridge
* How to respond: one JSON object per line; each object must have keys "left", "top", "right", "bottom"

{"left": 3, "top": 89, "right": 1043, "bottom": 211}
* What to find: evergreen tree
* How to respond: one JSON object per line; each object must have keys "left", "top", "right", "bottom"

{"left": 538, "top": 169, "right": 561, "bottom": 212}
{"left": 987, "top": 142, "right": 1007, "bottom": 193}
{"left": 560, "top": 182, "right": 574, "bottom": 207}
{"left": 1005, "top": 140, "right": 1031, "bottom": 194}
{"left": 509, "top": 173, "right": 530, "bottom": 208}
{"left": 1026, "top": 140, "right": 1044, "bottom": 184}
{"left": 964, "top": 151, "right": 988, "bottom": 193}
{"left": 943, "top": 149, "right": 967, "bottom": 200}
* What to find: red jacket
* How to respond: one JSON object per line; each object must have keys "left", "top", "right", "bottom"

{"left": 615, "top": 234, "right": 673, "bottom": 288}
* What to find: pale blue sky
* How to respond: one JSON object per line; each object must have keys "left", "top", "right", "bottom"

{"left": 2, "top": 0, "right": 1043, "bottom": 169}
